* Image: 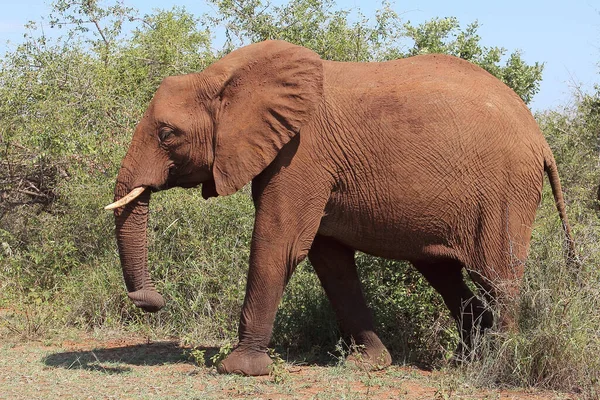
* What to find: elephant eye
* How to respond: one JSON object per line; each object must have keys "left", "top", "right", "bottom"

{"left": 158, "top": 127, "right": 174, "bottom": 142}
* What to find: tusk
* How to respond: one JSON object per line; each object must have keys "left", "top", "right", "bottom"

{"left": 104, "top": 187, "right": 146, "bottom": 210}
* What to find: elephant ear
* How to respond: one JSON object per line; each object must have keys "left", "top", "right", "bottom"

{"left": 209, "top": 40, "right": 324, "bottom": 196}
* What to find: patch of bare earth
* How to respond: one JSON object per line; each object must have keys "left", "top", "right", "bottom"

{"left": 0, "top": 331, "right": 575, "bottom": 399}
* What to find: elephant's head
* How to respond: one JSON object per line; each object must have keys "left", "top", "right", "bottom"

{"left": 106, "top": 40, "right": 323, "bottom": 312}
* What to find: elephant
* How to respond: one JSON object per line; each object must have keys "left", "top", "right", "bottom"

{"left": 105, "top": 40, "right": 575, "bottom": 376}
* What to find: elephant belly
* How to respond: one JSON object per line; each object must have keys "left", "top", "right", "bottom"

{"left": 317, "top": 197, "right": 461, "bottom": 262}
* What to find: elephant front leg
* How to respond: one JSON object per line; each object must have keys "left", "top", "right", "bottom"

{"left": 216, "top": 245, "right": 287, "bottom": 375}
{"left": 308, "top": 235, "right": 392, "bottom": 370}
{"left": 217, "top": 204, "right": 325, "bottom": 376}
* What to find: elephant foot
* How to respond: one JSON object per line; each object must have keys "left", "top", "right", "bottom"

{"left": 217, "top": 348, "right": 272, "bottom": 376}
{"left": 345, "top": 337, "right": 392, "bottom": 371}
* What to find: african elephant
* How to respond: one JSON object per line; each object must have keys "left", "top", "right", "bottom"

{"left": 106, "top": 40, "right": 574, "bottom": 376}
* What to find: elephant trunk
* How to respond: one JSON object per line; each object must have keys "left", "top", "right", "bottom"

{"left": 114, "top": 179, "right": 165, "bottom": 312}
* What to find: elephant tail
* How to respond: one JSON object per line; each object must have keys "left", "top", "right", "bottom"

{"left": 543, "top": 152, "right": 578, "bottom": 265}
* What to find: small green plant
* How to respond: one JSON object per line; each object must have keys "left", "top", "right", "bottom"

{"left": 331, "top": 338, "right": 349, "bottom": 367}
{"left": 180, "top": 335, "right": 206, "bottom": 367}
{"left": 188, "top": 348, "right": 207, "bottom": 368}
{"left": 210, "top": 342, "right": 233, "bottom": 368}
{"left": 268, "top": 348, "right": 289, "bottom": 384}
{"left": 331, "top": 338, "right": 373, "bottom": 369}
{"left": 347, "top": 341, "right": 367, "bottom": 367}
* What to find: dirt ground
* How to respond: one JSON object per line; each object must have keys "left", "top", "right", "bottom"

{"left": 0, "top": 331, "right": 576, "bottom": 399}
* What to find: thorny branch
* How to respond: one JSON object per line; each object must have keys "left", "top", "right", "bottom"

{"left": 0, "top": 144, "right": 59, "bottom": 218}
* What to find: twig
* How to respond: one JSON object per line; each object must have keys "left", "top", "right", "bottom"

{"left": 91, "top": 19, "right": 109, "bottom": 48}
{"left": 14, "top": 189, "right": 49, "bottom": 198}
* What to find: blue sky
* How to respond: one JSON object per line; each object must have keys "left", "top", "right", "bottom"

{"left": 1, "top": 0, "right": 598, "bottom": 111}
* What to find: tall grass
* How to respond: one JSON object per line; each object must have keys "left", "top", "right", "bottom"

{"left": 458, "top": 223, "right": 600, "bottom": 398}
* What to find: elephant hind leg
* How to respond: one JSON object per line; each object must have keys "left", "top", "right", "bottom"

{"left": 308, "top": 234, "right": 391, "bottom": 370}
{"left": 466, "top": 262, "right": 523, "bottom": 333}
{"left": 413, "top": 259, "right": 493, "bottom": 357}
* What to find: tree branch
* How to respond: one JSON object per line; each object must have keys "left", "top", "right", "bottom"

{"left": 91, "top": 18, "right": 109, "bottom": 48}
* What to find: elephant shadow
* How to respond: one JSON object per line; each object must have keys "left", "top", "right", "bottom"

{"left": 42, "top": 341, "right": 221, "bottom": 374}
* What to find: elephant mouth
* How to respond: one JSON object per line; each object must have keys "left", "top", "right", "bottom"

{"left": 169, "top": 173, "right": 200, "bottom": 188}
{"left": 165, "top": 174, "right": 217, "bottom": 198}
{"left": 104, "top": 174, "right": 214, "bottom": 210}
{"left": 178, "top": 181, "right": 201, "bottom": 189}
{"left": 169, "top": 170, "right": 212, "bottom": 191}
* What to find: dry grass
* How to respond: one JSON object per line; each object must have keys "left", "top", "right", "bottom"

{"left": 0, "top": 329, "right": 573, "bottom": 400}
